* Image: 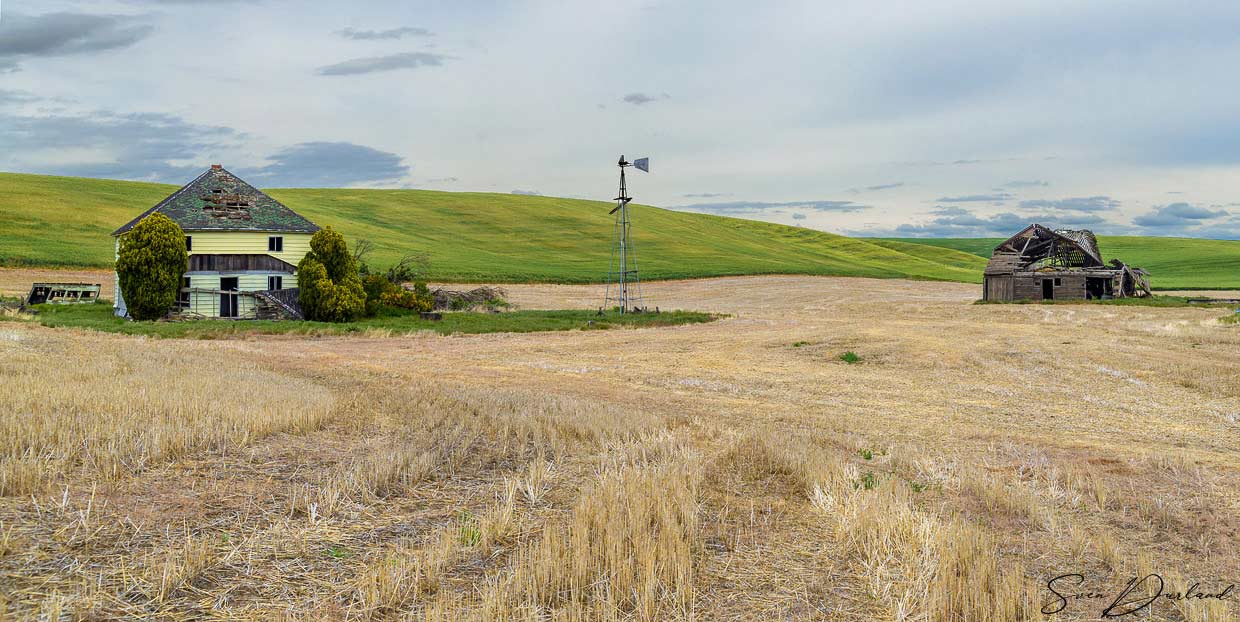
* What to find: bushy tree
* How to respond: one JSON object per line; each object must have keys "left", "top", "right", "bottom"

{"left": 298, "top": 226, "right": 365, "bottom": 322}
{"left": 361, "top": 273, "right": 390, "bottom": 317}
{"left": 383, "top": 281, "right": 434, "bottom": 312}
{"left": 361, "top": 274, "right": 433, "bottom": 316}
{"left": 358, "top": 248, "right": 435, "bottom": 317}
{"left": 116, "top": 213, "right": 188, "bottom": 321}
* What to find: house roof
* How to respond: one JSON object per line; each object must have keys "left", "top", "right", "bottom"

{"left": 111, "top": 166, "right": 320, "bottom": 236}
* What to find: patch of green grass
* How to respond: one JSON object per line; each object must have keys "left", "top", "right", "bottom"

{"left": 1222, "top": 313, "right": 1240, "bottom": 325}
{"left": 792, "top": 340, "right": 810, "bottom": 348}
{"left": 839, "top": 351, "right": 861, "bottom": 364}
{"left": 0, "top": 174, "right": 177, "bottom": 269}
{"left": 873, "top": 237, "right": 1005, "bottom": 259}
{"left": 875, "top": 236, "right": 1240, "bottom": 290}
{"left": 324, "top": 545, "right": 351, "bottom": 559}
{"left": 0, "top": 171, "right": 984, "bottom": 283}
{"left": 855, "top": 472, "right": 879, "bottom": 491}
{"left": 457, "top": 512, "right": 481, "bottom": 547}
{"left": 975, "top": 295, "right": 1235, "bottom": 308}
{"left": 28, "top": 300, "right": 716, "bottom": 338}
{"left": 858, "top": 448, "right": 874, "bottom": 461}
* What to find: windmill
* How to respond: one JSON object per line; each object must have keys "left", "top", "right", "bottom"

{"left": 602, "top": 155, "right": 651, "bottom": 314}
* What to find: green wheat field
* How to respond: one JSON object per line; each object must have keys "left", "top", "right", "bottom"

{"left": 1, "top": 172, "right": 1236, "bottom": 288}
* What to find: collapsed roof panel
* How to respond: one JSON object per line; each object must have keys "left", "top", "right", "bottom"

{"left": 987, "top": 224, "right": 1106, "bottom": 273}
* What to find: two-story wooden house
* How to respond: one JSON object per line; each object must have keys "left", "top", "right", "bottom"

{"left": 111, "top": 165, "right": 320, "bottom": 318}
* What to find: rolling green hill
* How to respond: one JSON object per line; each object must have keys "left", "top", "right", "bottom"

{"left": 875, "top": 237, "right": 1240, "bottom": 290}
{"left": 2, "top": 171, "right": 1234, "bottom": 288}
{"left": 0, "top": 172, "right": 986, "bottom": 283}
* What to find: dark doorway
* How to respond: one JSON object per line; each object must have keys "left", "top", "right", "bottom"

{"left": 1085, "top": 277, "right": 1108, "bottom": 299}
{"left": 1042, "top": 279, "right": 1054, "bottom": 300}
{"left": 28, "top": 286, "right": 50, "bottom": 305}
{"left": 220, "top": 277, "right": 239, "bottom": 318}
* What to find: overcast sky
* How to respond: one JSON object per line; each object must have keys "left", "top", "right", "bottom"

{"left": 2, "top": 0, "right": 1239, "bottom": 239}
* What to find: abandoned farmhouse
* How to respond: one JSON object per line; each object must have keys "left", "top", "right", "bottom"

{"left": 111, "top": 165, "right": 318, "bottom": 319}
{"left": 983, "top": 224, "right": 1150, "bottom": 302}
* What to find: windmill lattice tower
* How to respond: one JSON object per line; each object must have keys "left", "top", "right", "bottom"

{"left": 603, "top": 155, "right": 650, "bottom": 314}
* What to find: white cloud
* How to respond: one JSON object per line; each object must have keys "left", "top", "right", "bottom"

{"left": 316, "top": 52, "right": 450, "bottom": 76}
{"left": 4, "top": 1, "right": 1240, "bottom": 238}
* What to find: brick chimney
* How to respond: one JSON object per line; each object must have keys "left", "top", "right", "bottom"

{"left": 211, "top": 164, "right": 222, "bottom": 170}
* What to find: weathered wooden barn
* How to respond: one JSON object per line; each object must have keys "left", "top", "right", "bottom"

{"left": 983, "top": 224, "right": 1150, "bottom": 301}
{"left": 111, "top": 165, "right": 319, "bottom": 319}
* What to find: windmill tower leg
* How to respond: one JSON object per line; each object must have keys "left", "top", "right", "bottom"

{"left": 620, "top": 201, "right": 628, "bottom": 313}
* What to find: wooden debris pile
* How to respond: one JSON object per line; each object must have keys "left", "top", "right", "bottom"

{"left": 428, "top": 286, "right": 508, "bottom": 311}
{"left": 255, "top": 288, "right": 304, "bottom": 319}
{"left": 0, "top": 299, "right": 33, "bottom": 320}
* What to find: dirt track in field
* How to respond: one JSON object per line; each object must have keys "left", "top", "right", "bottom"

{"left": 0, "top": 268, "right": 112, "bottom": 297}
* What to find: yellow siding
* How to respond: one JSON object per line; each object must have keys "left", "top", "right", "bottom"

{"left": 185, "top": 231, "right": 312, "bottom": 267}
{"left": 186, "top": 274, "right": 273, "bottom": 291}
{"left": 186, "top": 289, "right": 257, "bottom": 317}
{"left": 114, "top": 230, "right": 310, "bottom": 318}
{"left": 184, "top": 274, "right": 276, "bottom": 317}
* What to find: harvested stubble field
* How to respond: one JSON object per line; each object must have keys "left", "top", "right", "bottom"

{"left": 1, "top": 276, "right": 1238, "bottom": 621}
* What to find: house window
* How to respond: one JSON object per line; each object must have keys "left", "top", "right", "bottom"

{"left": 1054, "top": 278, "right": 1061, "bottom": 286}
{"left": 268, "top": 236, "right": 283, "bottom": 252}
{"left": 268, "top": 275, "right": 283, "bottom": 291}
{"left": 185, "top": 235, "right": 192, "bottom": 251}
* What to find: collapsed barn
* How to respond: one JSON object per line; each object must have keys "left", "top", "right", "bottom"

{"left": 983, "top": 224, "right": 1150, "bottom": 301}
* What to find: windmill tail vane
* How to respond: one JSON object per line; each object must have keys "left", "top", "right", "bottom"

{"left": 602, "top": 155, "right": 653, "bottom": 315}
